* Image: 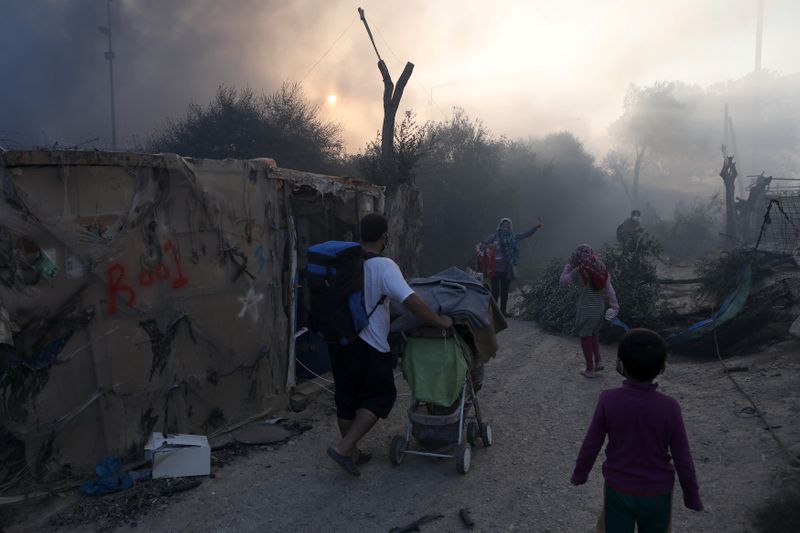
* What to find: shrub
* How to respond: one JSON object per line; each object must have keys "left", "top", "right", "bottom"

{"left": 646, "top": 194, "right": 722, "bottom": 261}
{"left": 519, "top": 238, "right": 662, "bottom": 335}
{"left": 518, "top": 259, "right": 580, "bottom": 334}
{"left": 602, "top": 236, "right": 663, "bottom": 324}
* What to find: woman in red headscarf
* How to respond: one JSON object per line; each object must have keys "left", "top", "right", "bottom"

{"left": 560, "top": 244, "right": 620, "bottom": 378}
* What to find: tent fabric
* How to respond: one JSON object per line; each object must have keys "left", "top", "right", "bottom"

{"left": 666, "top": 264, "right": 752, "bottom": 345}
{"left": 401, "top": 334, "right": 471, "bottom": 407}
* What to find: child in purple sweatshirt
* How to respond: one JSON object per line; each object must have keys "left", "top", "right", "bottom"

{"left": 571, "top": 328, "right": 702, "bottom": 532}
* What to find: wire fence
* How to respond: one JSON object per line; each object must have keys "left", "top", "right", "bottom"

{"left": 759, "top": 189, "right": 800, "bottom": 255}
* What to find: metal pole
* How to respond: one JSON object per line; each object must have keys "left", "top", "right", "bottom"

{"left": 755, "top": 0, "right": 764, "bottom": 72}
{"left": 752, "top": 0, "right": 764, "bottom": 172}
{"left": 106, "top": 0, "right": 117, "bottom": 150}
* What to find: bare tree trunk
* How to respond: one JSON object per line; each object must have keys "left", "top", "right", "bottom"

{"left": 357, "top": 9, "right": 420, "bottom": 271}
{"left": 719, "top": 155, "right": 738, "bottom": 246}
{"left": 616, "top": 175, "right": 633, "bottom": 207}
{"left": 736, "top": 174, "right": 772, "bottom": 242}
{"left": 632, "top": 144, "right": 647, "bottom": 207}
{"left": 377, "top": 60, "right": 414, "bottom": 184}
{"left": 384, "top": 183, "right": 423, "bottom": 276}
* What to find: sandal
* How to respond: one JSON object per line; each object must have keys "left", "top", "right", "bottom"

{"left": 327, "top": 447, "right": 361, "bottom": 477}
{"left": 580, "top": 370, "right": 596, "bottom": 379}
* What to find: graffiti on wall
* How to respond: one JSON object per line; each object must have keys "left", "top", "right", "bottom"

{"left": 237, "top": 287, "right": 264, "bottom": 323}
{"left": 107, "top": 239, "right": 188, "bottom": 315}
{"left": 254, "top": 245, "right": 266, "bottom": 277}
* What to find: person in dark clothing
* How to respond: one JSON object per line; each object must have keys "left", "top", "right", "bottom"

{"left": 616, "top": 209, "right": 643, "bottom": 249}
{"left": 481, "top": 217, "right": 543, "bottom": 316}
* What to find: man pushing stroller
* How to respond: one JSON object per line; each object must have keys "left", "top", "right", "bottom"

{"left": 322, "top": 214, "right": 452, "bottom": 477}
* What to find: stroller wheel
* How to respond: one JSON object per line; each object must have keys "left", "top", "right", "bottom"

{"left": 389, "top": 435, "right": 407, "bottom": 466}
{"left": 466, "top": 421, "right": 479, "bottom": 446}
{"left": 455, "top": 443, "right": 471, "bottom": 475}
{"left": 480, "top": 423, "right": 493, "bottom": 447}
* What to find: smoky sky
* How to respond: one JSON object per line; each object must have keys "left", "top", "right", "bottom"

{"left": 2, "top": 0, "right": 799, "bottom": 159}
{"left": 0, "top": 0, "right": 293, "bottom": 148}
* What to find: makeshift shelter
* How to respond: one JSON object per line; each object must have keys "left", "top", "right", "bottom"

{"left": 0, "top": 149, "right": 384, "bottom": 483}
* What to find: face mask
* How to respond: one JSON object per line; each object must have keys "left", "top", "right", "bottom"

{"left": 632, "top": 216, "right": 640, "bottom": 222}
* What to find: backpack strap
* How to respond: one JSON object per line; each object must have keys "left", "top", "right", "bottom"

{"left": 366, "top": 295, "right": 387, "bottom": 318}
{"left": 362, "top": 250, "right": 380, "bottom": 260}
{"left": 362, "top": 250, "right": 387, "bottom": 319}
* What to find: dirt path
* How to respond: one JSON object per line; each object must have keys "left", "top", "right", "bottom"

{"left": 26, "top": 319, "right": 800, "bottom": 532}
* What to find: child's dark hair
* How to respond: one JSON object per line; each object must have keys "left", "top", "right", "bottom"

{"left": 617, "top": 328, "right": 667, "bottom": 381}
{"left": 360, "top": 213, "right": 388, "bottom": 243}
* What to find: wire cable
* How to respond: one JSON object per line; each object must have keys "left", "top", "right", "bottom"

{"left": 712, "top": 324, "right": 800, "bottom": 466}
{"left": 371, "top": 20, "right": 450, "bottom": 120}
{"left": 300, "top": 14, "right": 358, "bottom": 84}
{"left": 295, "top": 359, "right": 334, "bottom": 383}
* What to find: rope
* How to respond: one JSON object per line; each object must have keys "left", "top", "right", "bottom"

{"left": 304, "top": 380, "right": 335, "bottom": 395}
{"left": 708, "top": 206, "right": 799, "bottom": 465}
{"left": 293, "top": 359, "right": 335, "bottom": 394}
{"left": 295, "top": 359, "right": 334, "bottom": 383}
{"left": 712, "top": 326, "right": 800, "bottom": 466}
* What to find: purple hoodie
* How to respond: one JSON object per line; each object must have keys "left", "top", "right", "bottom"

{"left": 571, "top": 380, "right": 703, "bottom": 510}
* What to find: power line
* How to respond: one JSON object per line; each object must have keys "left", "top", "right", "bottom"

{"left": 300, "top": 14, "right": 359, "bottom": 84}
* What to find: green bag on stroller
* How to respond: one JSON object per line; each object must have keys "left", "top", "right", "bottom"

{"left": 401, "top": 334, "right": 471, "bottom": 407}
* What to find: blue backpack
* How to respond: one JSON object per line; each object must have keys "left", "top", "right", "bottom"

{"left": 306, "top": 241, "right": 385, "bottom": 345}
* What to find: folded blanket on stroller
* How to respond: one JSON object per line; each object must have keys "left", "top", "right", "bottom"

{"left": 391, "top": 267, "right": 491, "bottom": 332}
{"left": 391, "top": 267, "right": 506, "bottom": 363}
{"left": 401, "top": 333, "right": 471, "bottom": 407}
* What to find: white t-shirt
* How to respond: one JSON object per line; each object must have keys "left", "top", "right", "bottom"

{"left": 359, "top": 257, "right": 414, "bottom": 353}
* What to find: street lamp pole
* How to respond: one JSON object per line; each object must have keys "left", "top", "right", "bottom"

{"left": 99, "top": 0, "right": 117, "bottom": 150}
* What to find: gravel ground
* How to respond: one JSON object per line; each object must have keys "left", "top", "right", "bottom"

{"left": 11, "top": 318, "right": 800, "bottom": 533}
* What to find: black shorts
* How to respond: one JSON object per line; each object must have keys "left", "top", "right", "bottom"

{"left": 330, "top": 337, "right": 397, "bottom": 420}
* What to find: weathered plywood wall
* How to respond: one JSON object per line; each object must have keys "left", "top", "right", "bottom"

{"left": 0, "top": 151, "right": 297, "bottom": 475}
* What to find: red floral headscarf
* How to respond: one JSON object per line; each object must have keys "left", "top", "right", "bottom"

{"left": 569, "top": 244, "right": 608, "bottom": 289}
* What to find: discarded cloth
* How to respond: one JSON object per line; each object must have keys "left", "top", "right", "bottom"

{"left": 80, "top": 456, "right": 133, "bottom": 496}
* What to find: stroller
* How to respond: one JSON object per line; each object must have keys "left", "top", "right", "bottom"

{"left": 388, "top": 326, "right": 492, "bottom": 475}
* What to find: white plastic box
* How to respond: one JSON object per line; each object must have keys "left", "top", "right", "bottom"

{"left": 144, "top": 432, "right": 211, "bottom": 479}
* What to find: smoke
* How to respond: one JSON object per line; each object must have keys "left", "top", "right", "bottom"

{"left": 1, "top": 0, "right": 799, "bottom": 167}
{"left": 0, "top": 0, "right": 340, "bottom": 148}
{"left": 2, "top": 0, "right": 798, "bottom": 274}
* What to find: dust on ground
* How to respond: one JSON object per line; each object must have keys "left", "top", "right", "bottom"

{"left": 9, "top": 319, "right": 800, "bottom": 533}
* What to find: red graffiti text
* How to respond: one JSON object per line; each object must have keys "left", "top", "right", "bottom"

{"left": 106, "top": 239, "right": 189, "bottom": 314}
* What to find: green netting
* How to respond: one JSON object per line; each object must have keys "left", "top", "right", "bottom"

{"left": 401, "top": 334, "right": 471, "bottom": 406}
